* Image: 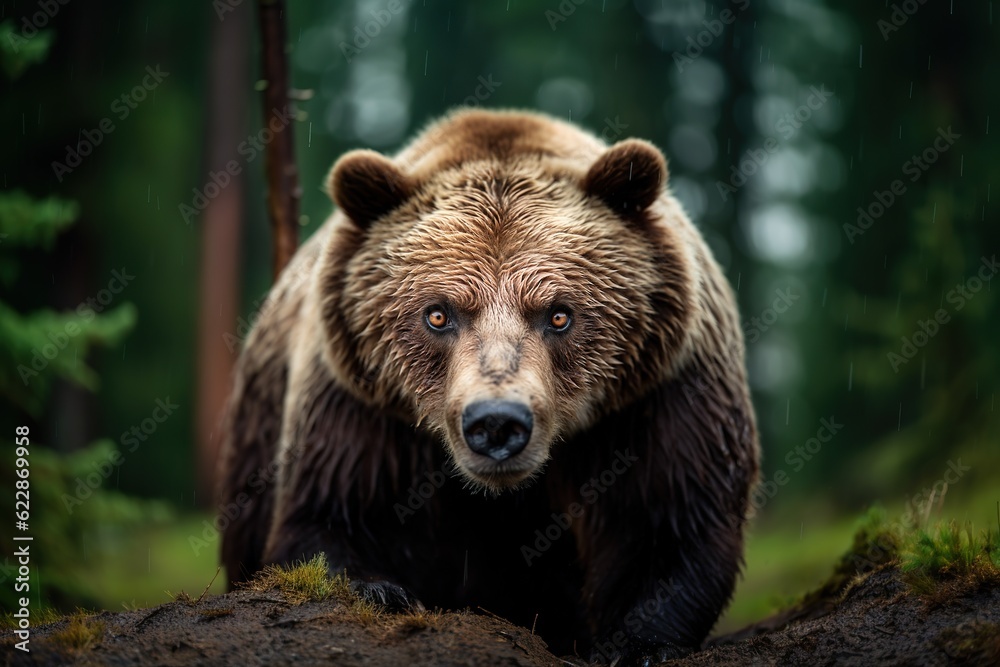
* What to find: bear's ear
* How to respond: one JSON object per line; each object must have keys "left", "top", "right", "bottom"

{"left": 328, "top": 149, "right": 412, "bottom": 229}
{"left": 583, "top": 139, "right": 667, "bottom": 217}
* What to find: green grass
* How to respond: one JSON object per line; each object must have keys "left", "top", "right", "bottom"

{"left": 719, "top": 494, "right": 1000, "bottom": 632}
{"left": 46, "top": 614, "right": 105, "bottom": 654}
{"left": 244, "top": 553, "right": 353, "bottom": 603}
{"left": 900, "top": 521, "right": 1000, "bottom": 597}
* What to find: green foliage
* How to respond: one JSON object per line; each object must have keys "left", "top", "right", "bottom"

{"left": 0, "top": 191, "right": 78, "bottom": 253}
{"left": 0, "top": 301, "right": 137, "bottom": 415}
{"left": 245, "top": 553, "right": 353, "bottom": 604}
{"left": 0, "top": 441, "right": 172, "bottom": 612}
{"left": 0, "top": 59, "right": 135, "bottom": 417}
{"left": 0, "top": 26, "right": 164, "bottom": 616}
{"left": 901, "top": 521, "right": 1000, "bottom": 596}
{"left": 0, "top": 20, "right": 53, "bottom": 79}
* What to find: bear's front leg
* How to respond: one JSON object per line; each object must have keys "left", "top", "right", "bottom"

{"left": 571, "top": 374, "right": 757, "bottom": 664}
{"left": 263, "top": 515, "right": 424, "bottom": 611}
{"left": 584, "top": 522, "right": 744, "bottom": 665}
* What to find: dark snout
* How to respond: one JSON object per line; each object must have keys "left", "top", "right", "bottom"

{"left": 462, "top": 400, "right": 533, "bottom": 461}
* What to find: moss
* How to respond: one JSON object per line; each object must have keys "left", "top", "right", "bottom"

{"left": 349, "top": 598, "right": 385, "bottom": 626}
{"left": 47, "top": 614, "right": 105, "bottom": 654}
{"left": 900, "top": 521, "right": 1000, "bottom": 601}
{"left": 243, "top": 554, "right": 353, "bottom": 604}
{"left": 394, "top": 609, "right": 445, "bottom": 634}
{"left": 0, "top": 606, "right": 66, "bottom": 629}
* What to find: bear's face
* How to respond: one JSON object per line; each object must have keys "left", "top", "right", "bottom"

{"left": 321, "top": 118, "right": 691, "bottom": 491}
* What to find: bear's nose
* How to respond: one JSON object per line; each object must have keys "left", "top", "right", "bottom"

{"left": 461, "top": 400, "right": 533, "bottom": 461}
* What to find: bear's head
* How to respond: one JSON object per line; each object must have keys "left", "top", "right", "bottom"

{"left": 319, "top": 110, "right": 694, "bottom": 492}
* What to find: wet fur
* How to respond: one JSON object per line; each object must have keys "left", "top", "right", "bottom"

{"left": 218, "top": 109, "right": 759, "bottom": 660}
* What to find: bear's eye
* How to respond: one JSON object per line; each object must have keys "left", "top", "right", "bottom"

{"left": 426, "top": 307, "right": 450, "bottom": 331}
{"left": 548, "top": 309, "right": 572, "bottom": 332}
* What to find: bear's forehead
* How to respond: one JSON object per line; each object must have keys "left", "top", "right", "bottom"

{"left": 375, "top": 185, "right": 648, "bottom": 313}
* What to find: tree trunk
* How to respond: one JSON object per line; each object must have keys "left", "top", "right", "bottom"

{"left": 194, "top": 1, "right": 252, "bottom": 507}
{"left": 257, "top": 0, "right": 300, "bottom": 278}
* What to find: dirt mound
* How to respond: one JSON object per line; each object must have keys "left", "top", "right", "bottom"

{"left": 681, "top": 567, "right": 1000, "bottom": 666}
{"left": 3, "top": 566, "right": 998, "bottom": 666}
{"left": 2, "top": 589, "right": 558, "bottom": 667}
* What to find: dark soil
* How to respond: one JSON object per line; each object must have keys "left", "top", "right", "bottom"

{"left": 3, "top": 565, "right": 998, "bottom": 666}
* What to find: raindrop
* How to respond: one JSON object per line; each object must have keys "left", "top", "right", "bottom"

{"left": 822, "top": 287, "right": 828, "bottom": 307}
{"left": 920, "top": 357, "right": 926, "bottom": 389}
{"left": 897, "top": 403, "right": 902, "bottom": 431}
{"left": 909, "top": 81, "right": 913, "bottom": 98}
{"left": 785, "top": 398, "right": 790, "bottom": 425}
{"left": 308, "top": 121, "right": 312, "bottom": 147}
{"left": 848, "top": 362, "right": 853, "bottom": 391}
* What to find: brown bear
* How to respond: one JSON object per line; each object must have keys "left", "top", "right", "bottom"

{"left": 218, "top": 108, "right": 759, "bottom": 663}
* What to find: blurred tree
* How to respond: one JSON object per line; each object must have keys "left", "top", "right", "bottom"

{"left": 0, "top": 25, "right": 171, "bottom": 614}
{"left": 194, "top": 0, "right": 252, "bottom": 507}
